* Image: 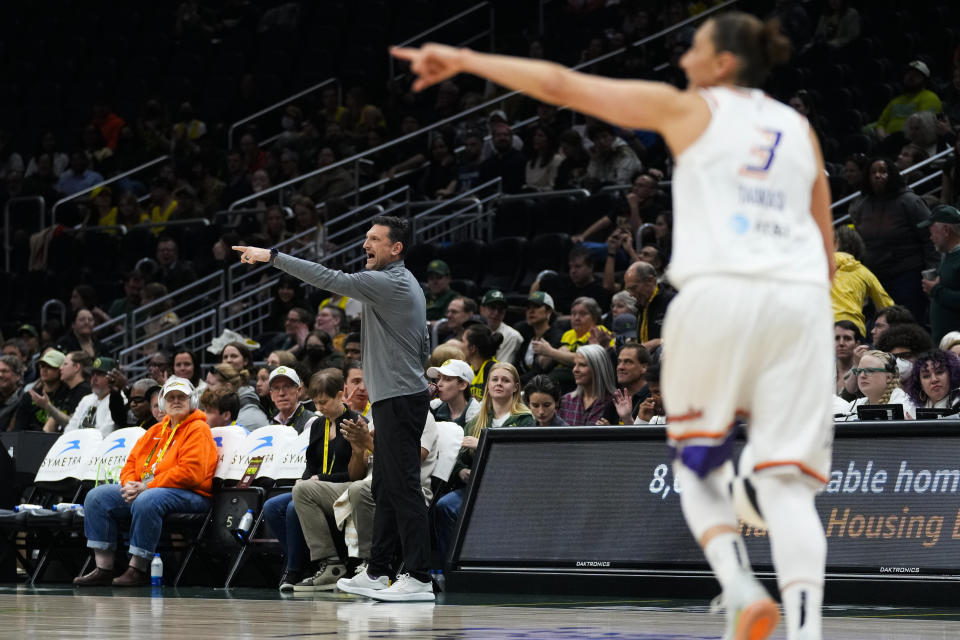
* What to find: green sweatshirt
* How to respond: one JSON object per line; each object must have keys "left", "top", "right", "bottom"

{"left": 930, "top": 247, "right": 960, "bottom": 343}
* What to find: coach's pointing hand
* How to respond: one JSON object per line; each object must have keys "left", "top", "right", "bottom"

{"left": 233, "top": 246, "right": 271, "bottom": 264}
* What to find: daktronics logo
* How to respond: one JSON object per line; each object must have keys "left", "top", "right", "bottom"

{"left": 575, "top": 561, "right": 611, "bottom": 567}
{"left": 880, "top": 566, "right": 921, "bottom": 574}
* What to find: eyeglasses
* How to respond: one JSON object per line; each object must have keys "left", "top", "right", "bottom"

{"left": 852, "top": 367, "right": 888, "bottom": 376}
{"left": 129, "top": 396, "right": 146, "bottom": 404}
{"left": 891, "top": 351, "right": 914, "bottom": 360}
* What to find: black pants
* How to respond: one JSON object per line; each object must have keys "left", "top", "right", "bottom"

{"left": 369, "top": 391, "right": 430, "bottom": 576}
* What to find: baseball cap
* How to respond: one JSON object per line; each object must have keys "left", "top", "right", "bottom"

{"left": 613, "top": 313, "right": 638, "bottom": 339}
{"left": 527, "top": 291, "right": 555, "bottom": 310}
{"left": 18, "top": 324, "right": 38, "bottom": 337}
{"left": 481, "top": 290, "right": 507, "bottom": 307}
{"left": 91, "top": 357, "right": 117, "bottom": 373}
{"left": 917, "top": 204, "right": 960, "bottom": 228}
{"left": 426, "top": 359, "right": 474, "bottom": 383}
{"left": 39, "top": 349, "right": 65, "bottom": 369}
{"left": 427, "top": 259, "right": 450, "bottom": 276}
{"left": 161, "top": 376, "right": 195, "bottom": 399}
{"left": 268, "top": 365, "right": 301, "bottom": 387}
{"left": 907, "top": 60, "right": 930, "bottom": 78}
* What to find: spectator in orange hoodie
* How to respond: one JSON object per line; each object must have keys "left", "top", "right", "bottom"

{"left": 73, "top": 376, "right": 217, "bottom": 587}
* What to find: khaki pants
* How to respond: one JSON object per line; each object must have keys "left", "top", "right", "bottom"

{"left": 292, "top": 477, "right": 375, "bottom": 561}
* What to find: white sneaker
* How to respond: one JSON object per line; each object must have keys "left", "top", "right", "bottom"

{"left": 293, "top": 561, "right": 347, "bottom": 592}
{"left": 368, "top": 573, "right": 435, "bottom": 602}
{"left": 712, "top": 575, "right": 780, "bottom": 640}
{"left": 336, "top": 563, "right": 391, "bottom": 597}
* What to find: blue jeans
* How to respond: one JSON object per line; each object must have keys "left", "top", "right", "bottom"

{"left": 433, "top": 488, "right": 464, "bottom": 561}
{"left": 262, "top": 492, "right": 308, "bottom": 572}
{"left": 83, "top": 484, "right": 210, "bottom": 559}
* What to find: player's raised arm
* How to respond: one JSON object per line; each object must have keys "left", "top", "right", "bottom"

{"left": 390, "top": 44, "right": 689, "bottom": 134}
{"left": 807, "top": 128, "right": 836, "bottom": 283}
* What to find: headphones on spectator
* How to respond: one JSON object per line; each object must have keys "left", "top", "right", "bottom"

{"left": 157, "top": 376, "right": 200, "bottom": 413}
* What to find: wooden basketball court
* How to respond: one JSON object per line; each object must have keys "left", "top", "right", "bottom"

{"left": 2, "top": 586, "right": 959, "bottom": 639}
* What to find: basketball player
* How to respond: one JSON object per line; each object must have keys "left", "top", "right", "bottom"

{"left": 393, "top": 12, "right": 834, "bottom": 640}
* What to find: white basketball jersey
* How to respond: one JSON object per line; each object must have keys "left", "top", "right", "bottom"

{"left": 668, "top": 87, "right": 827, "bottom": 289}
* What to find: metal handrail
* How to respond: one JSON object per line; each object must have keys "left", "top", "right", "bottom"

{"left": 390, "top": 2, "right": 494, "bottom": 80}
{"left": 119, "top": 309, "right": 219, "bottom": 374}
{"left": 3, "top": 195, "right": 45, "bottom": 272}
{"left": 50, "top": 155, "right": 170, "bottom": 224}
{"left": 41, "top": 299, "right": 66, "bottom": 330}
{"left": 227, "top": 78, "right": 341, "bottom": 150}
{"left": 131, "top": 217, "right": 211, "bottom": 231}
{"left": 84, "top": 224, "right": 129, "bottom": 235}
{"left": 832, "top": 148, "right": 954, "bottom": 226}
{"left": 496, "top": 188, "right": 591, "bottom": 204}
{"left": 130, "top": 271, "right": 224, "bottom": 338}
{"left": 227, "top": 223, "right": 330, "bottom": 297}
{"left": 228, "top": 5, "right": 724, "bottom": 213}
{"left": 218, "top": 277, "right": 279, "bottom": 339}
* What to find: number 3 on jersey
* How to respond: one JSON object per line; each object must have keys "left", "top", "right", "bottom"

{"left": 740, "top": 128, "right": 782, "bottom": 178}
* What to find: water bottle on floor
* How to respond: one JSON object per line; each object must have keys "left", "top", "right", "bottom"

{"left": 150, "top": 554, "right": 163, "bottom": 587}
{"left": 235, "top": 509, "right": 254, "bottom": 543}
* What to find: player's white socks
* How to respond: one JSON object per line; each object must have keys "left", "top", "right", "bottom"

{"left": 673, "top": 462, "right": 752, "bottom": 592}
{"left": 703, "top": 532, "right": 754, "bottom": 593}
{"left": 754, "top": 474, "right": 826, "bottom": 640}
{"left": 781, "top": 583, "right": 823, "bottom": 640}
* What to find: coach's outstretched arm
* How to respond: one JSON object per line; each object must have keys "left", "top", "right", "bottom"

{"left": 391, "top": 44, "right": 693, "bottom": 135}
{"left": 232, "top": 245, "right": 388, "bottom": 306}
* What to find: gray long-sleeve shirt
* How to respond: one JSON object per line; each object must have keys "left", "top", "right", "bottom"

{"left": 274, "top": 253, "right": 429, "bottom": 403}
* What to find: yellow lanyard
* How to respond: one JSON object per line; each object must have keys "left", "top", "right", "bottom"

{"left": 143, "top": 419, "right": 181, "bottom": 476}
{"left": 320, "top": 416, "right": 335, "bottom": 474}
{"left": 640, "top": 284, "right": 659, "bottom": 343}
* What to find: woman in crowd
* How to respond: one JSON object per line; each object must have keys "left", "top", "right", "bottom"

{"left": 205, "top": 363, "right": 268, "bottom": 429}
{"left": 524, "top": 124, "right": 562, "bottom": 192}
{"left": 515, "top": 292, "right": 563, "bottom": 383}
{"left": 434, "top": 363, "right": 533, "bottom": 557}
{"left": 462, "top": 324, "right": 503, "bottom": 402}
{"left": 57, "top": 309, "right": 107, "bottom": 359}
{"left": 554, "top": 128, "right": 589, "bottom": 190}
{"left": 73, "top": 377, "right": 217, "bottom": 586}
{"left": 220, "top": 341, "right": 254, "bottom": 374}
{"left": 418, "top": 130, "right": 458, "bottom": 199}
{"left": 140, "top": 283, "right": 179, "bottom": 341}
{"left": 850, "top": 156, "right": 934, "bottom": 322}
{"left": 269, "top": 275, "right": 306, "bottom": 332}
{"left": 839, "top": 350, "right": 915, "bottom": 419}
{"left": 267, "top": 350, "right": 298, "bottom": 368}
{"left": 603, "top": 290, "right": 638, "bottom": 329}
{"left": 524, "top": 374, "right": 567, "bottom": 426}
{"left": 264, "top": 369, "right": 365, "bottom": 591}
{"left": 427, "top": 359, "right": 481, "bottom": 428}
{"left": 535, "top": 296, "right": 610, "bottom": 392}
{"left": 902, "top": 350, "right": 960, "bottom": 411}
{"left": 831, "top": 225, "right": 894, "bottom": 337}
{"left": 172, "top": 349, "right": 201, "bottom": 388}
{"left": 300, "top": 330, "right": 343, "bottom": 373}
{"left": 558, "top": 344, "right": 617, "bottom": 425}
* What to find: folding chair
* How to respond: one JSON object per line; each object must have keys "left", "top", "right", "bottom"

{"left": 27, "top": 427, "right": 144, "bottom": 585}
{"left": 215, "top": 425, "right": 301, "bottom": 587}
{"left": 0, "top": 430, "right": 103, "bottom": 582}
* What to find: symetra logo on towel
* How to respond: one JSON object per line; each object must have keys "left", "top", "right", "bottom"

{"left": 214, "top": 437, "right": 223, "bottom": 448}
{"left": 58, "top": 440, "right": 82, "bottom": 455}
{"left": 251, "top": 436, "right": 274, "bottom": 452}
{"left": 105, "top": 438, "right": 127, "bottom": 453}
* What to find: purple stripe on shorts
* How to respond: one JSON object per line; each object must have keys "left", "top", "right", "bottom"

{"left": 669, "top": 428, "right": 737, "bottom": 478}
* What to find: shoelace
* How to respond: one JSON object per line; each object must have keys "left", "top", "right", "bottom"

{"left": 392, "top": 573, "right": 411, "bottom": 588}
{"left": 315, "top": 560, "right": 328, "bottom": 579}
{"left": 353, "top": 562, "right": 368, "bottom": 577}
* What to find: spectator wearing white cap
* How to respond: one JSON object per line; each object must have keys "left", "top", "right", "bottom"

{"left": 874, "top": 60, "right": 943, "bottom": 141}
{"left": 269, "top": 365, "right": 315, "bottom": 434}
{"left": 480, "top": 289, "right": 522, "bottom": 365}
{"left": 516, "top": 292, "right": 564, "bottom": 383}
{"left": 427, "top": 359, "right": 481, "bottom": 428}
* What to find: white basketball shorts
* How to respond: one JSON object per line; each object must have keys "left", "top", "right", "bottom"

{"left": 660, "top": 274, "right": 834, "bottom": 487}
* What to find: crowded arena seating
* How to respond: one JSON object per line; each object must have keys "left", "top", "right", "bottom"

{"left": 2, "top": 0, "right": 960, "bottom": 587}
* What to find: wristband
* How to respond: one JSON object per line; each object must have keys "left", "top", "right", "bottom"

{"left": 270, "top": 247, "right": 279, "bottom": 264}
